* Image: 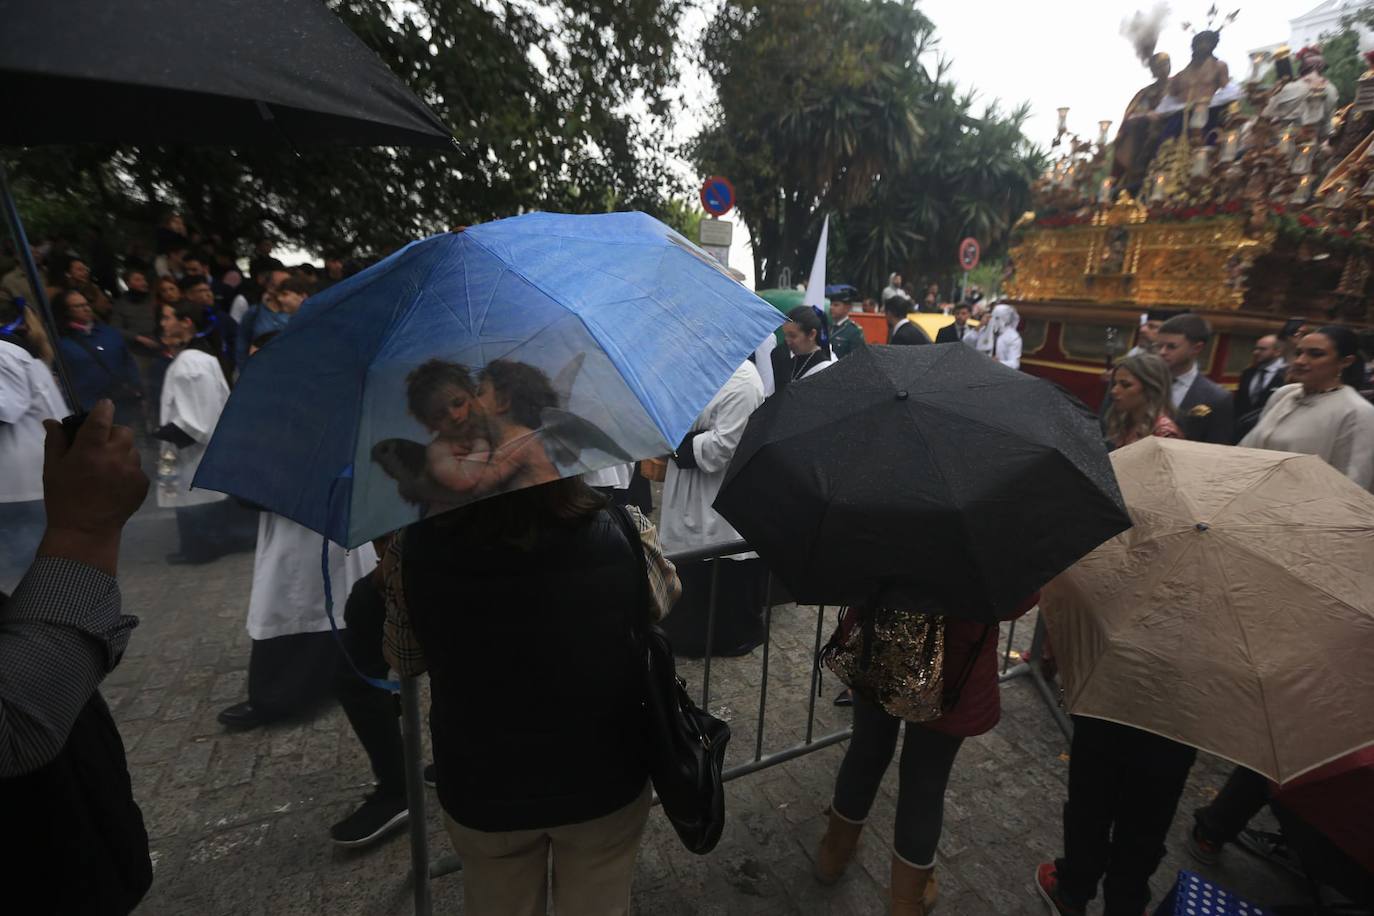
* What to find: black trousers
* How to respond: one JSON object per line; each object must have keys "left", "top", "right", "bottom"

{"left": 831, "top": 693, "right": 964, "bottom": 866}
{"left": 1055, "top": 716, "right": 1197, "bottom": 916}
{"left": 333, "top": 575, "right": 406, "bottom": 799}
{"left": 247, "top": 629, "right": 339, "bottom": 720}
{"left": 1193, "top": 764, "right": 1270, "bottom": 846}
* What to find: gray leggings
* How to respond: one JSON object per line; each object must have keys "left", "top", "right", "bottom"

{"left": 832, "top": 693, "right": 964, "bottom": 866}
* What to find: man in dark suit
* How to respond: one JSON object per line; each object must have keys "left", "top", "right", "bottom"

{"left": 1233, "top": 333, "right": 1287, "bottom": 440}
{"left": 935, "top": 303, "right": 976, "bottom": 345}
{"left": 1156, "top": 314, "right": 1234, "bottom": 444}
{"left": 885, "top": 295, "right": 930, "bottom": 345}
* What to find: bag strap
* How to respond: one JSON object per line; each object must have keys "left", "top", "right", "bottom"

{"left": 608, "top": 504, "right": 652, "bottom": 636}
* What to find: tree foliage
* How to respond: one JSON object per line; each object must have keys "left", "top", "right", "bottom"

{"left": 4, "top": 0, "right": 691, "bottom": 258}
{"left": 691, "top": 0, "right": 1042, "bottom": 291}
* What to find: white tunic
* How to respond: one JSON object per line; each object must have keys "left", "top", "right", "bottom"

{"left": 583, "top": 462, "right": 632, "bottom": 489}
{"left": 157, "top": 348, "right": 229, "bottom": 508}
{"left": 792, "top": 350, "right": 837, "bottom": 380}
{"left": 247, "top": 513, "right": 378, "bottom": 639}
{"left": 1240, "top": 383, "right": 1374, "bottom": 491}
{"left": 660, "top": 360, "right": 765, "bottom": 556}
{"left": 0, "top": 342, "right": 65, "bottom": 503}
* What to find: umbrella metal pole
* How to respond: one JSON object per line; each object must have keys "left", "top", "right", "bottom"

{"left": 997, "top": 616, "right": 1073, "bottom": 742}
{"left": 0, "top": 163, "right": 79, "bottom": 411}
{"left": 701, "top": 560, "right": 721, "bottom": 709}
{"left": 805, "top": 605, "right": 825, "bottom": 744}
{"left": 400, "top": 676, "right": 433, "bottom": 916}
{"left": 754, "top": 575, "right": 775, "bottom": 762}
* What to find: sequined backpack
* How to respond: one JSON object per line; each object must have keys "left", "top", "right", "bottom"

{"left": 821, "top": 604, "right": 946, "bottom": 722}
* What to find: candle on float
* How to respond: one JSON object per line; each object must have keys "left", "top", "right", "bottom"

{"left": 1150, "top": 173, "right": 1167, "bottom": 202}
{"left": 1279, "top": 129, "right": 1295, "bottom": 157}
{"left": 1098, "top": 177, "right": 1115, "bottom": 204}
{"left": 1291, "top": 175, "right": 1313, "bottom": 204}
{"left": 1292, "top": 144, "right": 1314, "bottom": 175}
{"left": 1098, "top": 120, "right": 1112, "bottom": 146}
{"left": 1057, "top": 107, "right": 1069, "bottom": 133}
{"left": 1190, "top": 104, "right": 1209, "bottom": 130}
{"left": 1221, "top": 130, "right": 1240, "bottom": 162}
{"left": 1191, "top": 147, "right": 1210, "bottom": 177}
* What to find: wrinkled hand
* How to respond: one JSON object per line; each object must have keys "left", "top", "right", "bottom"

{"left": 38, "top": 400, "right": 148, "bottom": 574}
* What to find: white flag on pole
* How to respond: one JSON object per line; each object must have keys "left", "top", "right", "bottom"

{"left": 802, "top": 215, "right": 829, "bottom": 313}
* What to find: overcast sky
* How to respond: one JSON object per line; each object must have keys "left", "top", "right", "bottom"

{"left": 693, "top": 0, "right": 1314, "bottom": 287}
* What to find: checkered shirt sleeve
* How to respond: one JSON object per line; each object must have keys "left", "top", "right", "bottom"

{"left": 380, "top": 507, "right": 682, "bottom": 677}
{"left": 0, "top": 556, "right": 138, "bottom": 777}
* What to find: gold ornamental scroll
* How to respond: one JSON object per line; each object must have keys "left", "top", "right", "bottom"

{"left": 1007, "top": 211, "right": 1273, "bottom": 310}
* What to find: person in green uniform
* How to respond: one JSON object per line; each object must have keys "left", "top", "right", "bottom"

{"left": 829, "top": 297, "right": 865, "bottom": 359}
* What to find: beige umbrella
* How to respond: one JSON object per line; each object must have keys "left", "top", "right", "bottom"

{"left": 1041, "top": 437, "right": 1374, "bottom": 784}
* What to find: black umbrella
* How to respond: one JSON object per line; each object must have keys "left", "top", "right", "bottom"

{"left": 0, "top": 0, "right": 452, "bottom": 410}
{"left": 714, "top": 343, "right": 1131, "bottom": 622}
{"left": 0, "top": 0, "right": 452, "bottom": 148}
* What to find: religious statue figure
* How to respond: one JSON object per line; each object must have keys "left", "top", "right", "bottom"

{"left": 1263, "top": 47, "right": 1340, "bottom": 137}
{"left": 1113, "top": 52, "right": 1173, "bottom": 192}
{"left": 1169, "top": 30, "right": 1230, "bottom": 130}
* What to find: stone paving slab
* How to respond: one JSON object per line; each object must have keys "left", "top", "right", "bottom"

{"left": 105, "top": 500, "right": 1314, "bottom": 915}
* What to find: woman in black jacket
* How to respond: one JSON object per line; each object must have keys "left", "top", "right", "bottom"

{"left": 382, "top": 477, "right": 678, "bottom": 916}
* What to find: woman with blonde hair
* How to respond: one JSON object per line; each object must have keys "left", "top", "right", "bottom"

{"left": 1104, "top": 353, "right": 1182, "bottom": 449}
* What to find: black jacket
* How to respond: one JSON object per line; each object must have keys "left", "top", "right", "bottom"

{"left": 1234, "top": 361, "right": 1287, "bottom": 439}
{"left": 402, "top": 508, "right": 648, "bottom": 832}
{"left": 1, "top": 694, "right": 153, "bottom": 915}
{"left": 935, "top": 322, "right": 974, "bottom": 345}
{"left": 889, "top": 321, "right": 931, "bottom": 346}
{"left": 1178, "top": 372, "right": 1236, "bottom": 444}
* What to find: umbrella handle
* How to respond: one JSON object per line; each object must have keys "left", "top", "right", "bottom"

{"left": 60, "top": 412, "right": 89, "bottom": 443}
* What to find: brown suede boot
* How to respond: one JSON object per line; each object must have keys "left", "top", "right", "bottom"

{"left": 813, "top": 807, "right": 864, "bottom": 885}
{"left": 890, "top": 855, "right": 938, "bottom": 915}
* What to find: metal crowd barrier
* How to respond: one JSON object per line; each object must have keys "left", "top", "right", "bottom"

{"left": 397, "top": 540, "right": 1069, "bottom": 916}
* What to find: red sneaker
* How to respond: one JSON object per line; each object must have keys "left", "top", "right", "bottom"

{"left": 1035, "top": 863, "right": 1085, "bottom": 916}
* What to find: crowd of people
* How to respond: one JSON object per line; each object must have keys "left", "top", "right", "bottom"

{"left": 3, "top": 233, "right": 1374, "bottom": 916}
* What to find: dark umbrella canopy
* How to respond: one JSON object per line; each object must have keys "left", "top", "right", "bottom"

{"left": 0, "top": 0, "right": 452, "bottom": 148}
{"left": 714, "top": 344, "right": 1131, "bottom": 622}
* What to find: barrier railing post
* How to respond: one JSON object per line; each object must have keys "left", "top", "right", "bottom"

{"left": 701, "top": 559, "right": 721, "bottom": 709}
{"left": 400, "top": 676, "right": 433, "bottom": 916}
{"left": 997, "top": 615, "right": 1072, "bottom": 742}
{"left": 754, "top": 575, "right": 775, "bottom": 761}
{"left": 805, "top": 604, "right": 826, "bottom": 744}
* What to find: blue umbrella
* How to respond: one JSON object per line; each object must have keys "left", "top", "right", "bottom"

{"left": 195, "top": 211, "right": 783, "bottom": 547}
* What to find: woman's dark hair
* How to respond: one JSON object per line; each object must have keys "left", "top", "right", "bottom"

{"left": 480, "top": 359, "right": 558, "bottom": 429}
{"left": 1312, "top": 325, "right": 1367, "bottom": 388}
{"left": 160, "top": 299, "right": 225, "bottom": 368}
{"left": 277, "top": 275, "right": 314, "bottom": 297}
{"left": 405, "top": 359, "right": 475, "bottom": 421}
{"left": 49, "top": 254, "right": 86, "bottom": 286}
{"left": 786, "top": 304, "right": 831, "bottom": 356}
{"left": 52, "top": 288, "right": 94, "bottom": 334}
{"left": 432, "top": 476, "right": 608, "bottom": 549}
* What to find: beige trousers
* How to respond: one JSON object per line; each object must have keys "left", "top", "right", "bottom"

{"left": 443, "top": 782, "right": 652, "bottom": 916}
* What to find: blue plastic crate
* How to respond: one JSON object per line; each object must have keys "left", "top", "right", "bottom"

{"left": 1153, "top": 871, "right": 1267, "bottom": 916}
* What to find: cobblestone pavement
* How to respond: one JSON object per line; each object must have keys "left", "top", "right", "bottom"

{"left": 109, "top": 497, "right": 1313, "bottom": 915}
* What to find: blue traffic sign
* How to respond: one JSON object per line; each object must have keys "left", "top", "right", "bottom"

{"left": 700, "top": 175, "right": 735, "bottom": 216}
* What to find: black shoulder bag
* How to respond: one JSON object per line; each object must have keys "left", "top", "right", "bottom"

{"left": 610, "top": 506, "right": 730, "bottom": 855}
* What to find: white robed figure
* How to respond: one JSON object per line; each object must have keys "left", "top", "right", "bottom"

{"left": 155, "top": 306, "right": 257, "bottom": 564}
{"left": 0, "top": 338, "right": 65, "bottom": 590}
{"left": 157, "top": 346, "right": 228, "bottom": 510}
{"left": 216, "top": 517, "right": 378, "bottom": 729}
{"left": 658, "top": 358, "right": 770, "bottom": 658}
